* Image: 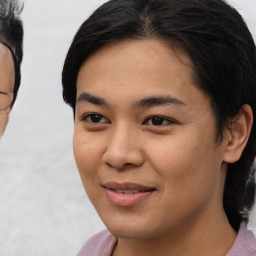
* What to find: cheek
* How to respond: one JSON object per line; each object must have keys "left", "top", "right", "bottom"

{"left": 148, "top": 135, "right": 200, "bottom": 172}
{"left": 148, "top": 132, "right": 219, "bottom": 194}
{"left": 73, "top": 130, "right": 101, "bottom": 181}
{"left": 73, "top": 132, "right": 101, "bottom": 207}
{"left": 148, "top": 138, "right": 221, "bottom": 222}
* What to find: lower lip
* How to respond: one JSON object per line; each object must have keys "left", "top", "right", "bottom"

{"left": 105, "top": 188, "right": 154, "bottom": 207}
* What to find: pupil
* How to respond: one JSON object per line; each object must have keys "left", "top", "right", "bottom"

{"left": 91, "top": 115, "right": 102, "bottom": 123}
{"left": 152, "top": 117, "right": 163, "bottom": 125}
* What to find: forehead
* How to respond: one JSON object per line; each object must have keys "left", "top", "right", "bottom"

{"left": 78, "top": 39, "right": 192, "bottom": 87}
{"left": 76, "top": 39, "right": 210, "bottom": 106}
{"left": 79, "top": 39, "right": 193, "bottom": 77}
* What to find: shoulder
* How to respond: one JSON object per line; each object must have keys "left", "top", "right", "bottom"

{"left": 77, "top": 229, "right": 117, "bottom": 256}
{"left": 227, "top": 222, "right": 256, "bottom": 256}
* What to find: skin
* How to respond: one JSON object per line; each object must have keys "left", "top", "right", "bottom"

{"left": 0, "top": 43, "right": 15, "bottom": 136}
{"left": 74, "top": 39, "right": 252, "bottom": 256}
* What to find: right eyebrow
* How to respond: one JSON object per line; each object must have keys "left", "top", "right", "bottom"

{"left": 77, "top": 92, "right": 109, "bottom": 106}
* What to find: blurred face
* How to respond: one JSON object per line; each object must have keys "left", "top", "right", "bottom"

{"left": 74, "top": 39, "right": 230, "bottom": 240}
{"left": 0, "top": 43, "right": 15, "bottom": 136}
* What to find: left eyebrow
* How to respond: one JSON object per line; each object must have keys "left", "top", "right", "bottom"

{"left": 132, "top": 96, "right": 187, "bottom": 109}
{"left": 0, "top": 91, "right": 8, "bottom": 95}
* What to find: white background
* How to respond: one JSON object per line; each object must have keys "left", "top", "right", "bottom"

{"left": 0, "top": 0, "right": 255, "bottom": 255}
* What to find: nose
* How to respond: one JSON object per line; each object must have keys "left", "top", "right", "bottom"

{"left": 102, "top": 125, "right": 145, "bottom": 170}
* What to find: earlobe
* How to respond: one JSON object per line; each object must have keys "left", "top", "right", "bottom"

{"left": 223, "top": 104, "right": 253, "bottom": 163}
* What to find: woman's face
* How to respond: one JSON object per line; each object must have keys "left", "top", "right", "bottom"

{"left": 0, "top": 43, "right": 15, "bottom": 136}
{"left": 74, "top": 39, "right": 230, "bottom": 240}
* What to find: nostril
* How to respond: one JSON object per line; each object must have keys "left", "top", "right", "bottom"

{"left": 123, "top": 163, "right": 135, "bottom": 168}
{"left": 102, "top": 137, "right": 145, "bottom": 169}
{"left": 104, "top": 161, "right": 131, "bottom": 170}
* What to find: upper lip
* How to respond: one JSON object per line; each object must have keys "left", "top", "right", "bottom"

{"left": 102, "top": 182, "right": 156, "bottom": 191}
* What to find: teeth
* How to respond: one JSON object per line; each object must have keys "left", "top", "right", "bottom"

{"left": 116, "top": 190, "right": 140, "bottom": 194}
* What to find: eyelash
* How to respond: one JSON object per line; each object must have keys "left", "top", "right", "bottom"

{"left": 143, "top": 116, "right": 176, "bottom": 126}
{"left": 81, "top": 113, "right": 109, "bottom": 123}
{"left": 81, "top": 113, "right": 175, "bottom": 126}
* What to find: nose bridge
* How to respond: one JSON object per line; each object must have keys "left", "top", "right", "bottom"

{"left": 102, "top": 122, "right": 144, "bottom": 169}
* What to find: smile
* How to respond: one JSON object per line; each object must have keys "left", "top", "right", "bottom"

{"left": 114, "top": 190, "right": 141, "bottom": 194}
{"left": 103, "top": 182, "right": 156, "bottom": 207}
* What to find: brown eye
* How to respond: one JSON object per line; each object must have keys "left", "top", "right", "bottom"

{"left": 144, "top": 116, "right": 175, "bottom": 126}
{"left": 82, "top": 114, "right": 109, "bottom": 123}
{"left": 90, "top": 114, "right": 103, "bottom": 123}
{"left": 151, "top": 117, "right": 165, "bottom": 125}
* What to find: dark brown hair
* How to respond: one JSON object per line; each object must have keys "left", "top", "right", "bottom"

{"left": 62, "top": 0, "right": 256, "bottom": 231}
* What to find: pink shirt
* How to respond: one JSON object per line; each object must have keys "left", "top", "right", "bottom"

{"left": 77, "top": 222, "right": 256, "bottom": 256}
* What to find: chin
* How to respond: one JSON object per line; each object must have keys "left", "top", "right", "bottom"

{"left": 102, "top": 215, "right": 161, "bottom": 240}
{"left": 108, "top": 226, "right": 151, "bottom": 240}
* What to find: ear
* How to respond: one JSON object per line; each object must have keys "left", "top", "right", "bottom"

{"left": 223, "top": 104, "right": 253, "bottom": 163}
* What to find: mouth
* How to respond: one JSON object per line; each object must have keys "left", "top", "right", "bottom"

{"left": 112, "top": 189, "right": 147, "bottom": 194}
{"left": 102, "top": 182, "right": 156, "bottom": 207}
